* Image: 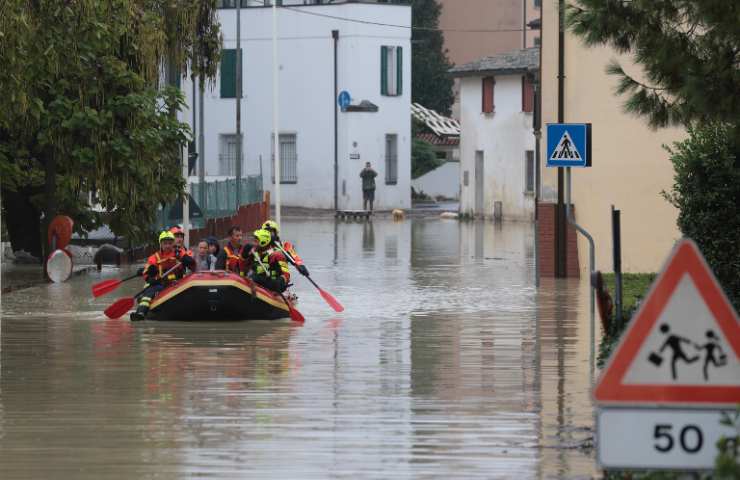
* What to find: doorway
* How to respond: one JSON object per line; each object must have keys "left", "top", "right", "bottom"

{"left": 474, "top": 151, "right": 484, "bottom": 215}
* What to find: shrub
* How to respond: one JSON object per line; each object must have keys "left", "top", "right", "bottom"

{"left": 663, "top": 123, "right": 740, "bottom": 311}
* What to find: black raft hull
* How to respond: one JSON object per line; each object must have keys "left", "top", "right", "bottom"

{"left": 148, "top": 271, "right": 292, "bottom": 321}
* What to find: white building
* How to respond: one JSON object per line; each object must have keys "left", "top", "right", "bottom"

{"left": 450, "top": 47, "right": 538, "bottom": 221}
{"left": 410, "top": 103, "right": 460, "bottom": 200}
{"left": 182, "top": 1, "right": 412, "bottom": 211}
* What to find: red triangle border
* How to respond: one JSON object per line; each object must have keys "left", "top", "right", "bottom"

{"left": 594, "top": 239, "right": 740, "bottom": 404}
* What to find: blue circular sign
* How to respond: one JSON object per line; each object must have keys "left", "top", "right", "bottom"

{"left": 338, "top": 91, "right": 351, "bottom": 109}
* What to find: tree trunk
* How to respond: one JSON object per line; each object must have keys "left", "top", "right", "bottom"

{"left": 2, "top": 188, "right": 43, "bottom": 260}
{"left": 44, "top": 152, "right": 58, "bottom": 258}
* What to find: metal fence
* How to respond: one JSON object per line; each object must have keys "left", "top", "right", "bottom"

{"left": 160, "top": 175, "right": 263, "bottom": 229}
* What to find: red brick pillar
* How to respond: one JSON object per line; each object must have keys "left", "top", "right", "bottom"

{"left": 537, "top": 201, "right": 580, "bottom": 278}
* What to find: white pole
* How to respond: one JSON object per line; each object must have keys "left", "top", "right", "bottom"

{"left": 272, "top": 0, "right": 281, "bottom": 226}
{"left": 183, "top": 143, "right": 190, "bottom": 249}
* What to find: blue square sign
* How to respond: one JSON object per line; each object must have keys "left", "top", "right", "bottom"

{"left": 546, "top": 123, "right": 592, "bottom": 167}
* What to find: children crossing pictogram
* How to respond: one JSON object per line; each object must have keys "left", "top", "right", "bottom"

{"left": 549, "top": 131, "right": 582, "bottom": 161}
{"left": 594, "top": 239, "right": 740, "bottom": 405}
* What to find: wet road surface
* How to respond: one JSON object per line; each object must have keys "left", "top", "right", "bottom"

{"left": 0, "top": 218, "right": 597, "bottom": 479}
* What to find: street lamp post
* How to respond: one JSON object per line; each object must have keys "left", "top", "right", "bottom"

{"left": 272, "top": 0, "right": 281, "bottom": 226}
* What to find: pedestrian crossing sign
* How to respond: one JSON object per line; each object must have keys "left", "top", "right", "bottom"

{"left": 594, "top": 239, "right": 740, "bottom": 405}
{"left": 546, "top": 123, "right": 591, "bottom": 167}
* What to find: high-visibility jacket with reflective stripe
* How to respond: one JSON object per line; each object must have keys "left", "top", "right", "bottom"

{"left": 145, "top": 250, "right": 180, "bottom": 283}
{"left": 223, "top": 244, "right": 248, "bottom": 276}
{"left": 253, "top": 248, "right": 290, "bottom": 284}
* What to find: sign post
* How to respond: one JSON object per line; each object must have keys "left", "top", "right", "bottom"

{"left": 594, "top": 239, "right": 740, "bottom": 471}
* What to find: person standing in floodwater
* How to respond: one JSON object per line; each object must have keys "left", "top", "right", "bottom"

{"left": 695, "top": 330, "right": 726, "bottom": 381}
{"left": 658, "top": 324, "right": 699, "bottom": 380}
{"left": 360, "top": 162, "right": 377, "bottom": 212}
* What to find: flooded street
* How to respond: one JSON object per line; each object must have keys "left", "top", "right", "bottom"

{"left": 0, "top": 217, "right": 597, "bottom": 479}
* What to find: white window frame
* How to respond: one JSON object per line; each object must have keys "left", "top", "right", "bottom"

{"left": 271, "top": 132, "right": 298, "bottom": 184}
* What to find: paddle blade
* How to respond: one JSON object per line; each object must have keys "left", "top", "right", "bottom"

{"left": 319, "top": 289, "right": 344, "bottom": 313}
{"left": 92, "top": 279, "right": 122, "bottom": 298}
{"left": 104, "top": 297, "right": 135, "bottom": 319}
{"left": 287, "top": 305, "right": 305, "bottom": 324}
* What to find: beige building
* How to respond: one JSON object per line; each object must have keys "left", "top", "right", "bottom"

{"left": 539, "top": 1, "right": 685, "bottom": 274}
{"left": 439, "top": 0, "right": 540, "bottom": 117}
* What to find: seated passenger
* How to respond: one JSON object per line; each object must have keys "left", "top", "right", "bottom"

{"left": 250, "top": 229, "right": 290, "bottom": 293}
{"left": 130, "top": 231, "right": 195, "bottom": 321}
{"left": 261, "top": 220, "right": 309, "bottom": 276}
{"left": 215, "top": 226, "right": 253, "bottom": 276}
{"left": 195, "top": 240, "right": 217, "bottom": 272}
{"left": 206, "top": 236, "right": 220, "bottom": 258}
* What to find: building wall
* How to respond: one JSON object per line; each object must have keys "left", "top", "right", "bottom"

{"left": 411, "top": 161, "right": 460, "bottom": 200}
{"left": 440, "top": 0, "right": 540, "bottom": 119}
{"left": 540, "top": 0, "right": 684, "bottom": 273}
{"left": 182, "top": 4, "right": 411, "bottom": 210}
{"left": 439, "top": 0, "right": 538, "bottom": 66}
{"left": 458, "top": 75, "right": 535, "bottom": 221}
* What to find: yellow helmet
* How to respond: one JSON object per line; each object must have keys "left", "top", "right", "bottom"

{"left": 262, "top": 220, "right": 280, "bottom": 236}
{"left": 253, "top": 229, "right": 272, "bottom": 248}
{"left": 158, "top": 231, "right": 176, "bottom": 243}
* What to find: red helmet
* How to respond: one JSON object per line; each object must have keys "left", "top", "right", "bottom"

{"left": 169, "top": 226, "right": 184, "bottom": 236}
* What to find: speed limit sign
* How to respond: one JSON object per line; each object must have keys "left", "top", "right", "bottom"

{"left": 598, "top": 408, "right": 735, "bottom": 470}
{"left": 593, "top": 241, "right": 740, "bottom": 471}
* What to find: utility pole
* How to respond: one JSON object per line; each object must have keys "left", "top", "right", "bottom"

{"left": 272, "top": 0, "right": 281, "bottom": 226}
{"left": 556, "top": 0, "right": 567, "bottom": 277}
{"left": 235, "top": 0, "right": 242, "bottom": 212}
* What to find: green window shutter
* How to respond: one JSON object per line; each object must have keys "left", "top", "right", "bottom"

{"left": 396, "top": 46, "right": 403, "bottom": 96}
{"left": 220, "top": 49, "right": 236, "bottom": 98}
{"left": 380, "top": 46, "right": 388, "bottom": 96}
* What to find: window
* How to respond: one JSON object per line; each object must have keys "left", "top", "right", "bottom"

{"left": 271, "top": 133, "right": 298, "bottom": 184}
{"left": 534, "top": 37, "right": 541, "bottom": 47}
{"left": 522, "top": 75, "right": 535, "bottom": 113}
{"left": 220, "top": 49, "right": 242, "bottom": 98}
{"left": 534, "top": 0, "right": 541, "bottom": 7}
{"left": 219, "top": 134, "right": 243, "bottom": 176}
{"left": 525, "top": 150, "right": 535, "bottom": 193}
{"left": 482, "top": 76, "right": 495, "bottom": 113}
{"left": 385, "top": 134, "right": 398, "bottom": 184}
{"left": 381, "top": 46, "right": 403, "bottom": 96}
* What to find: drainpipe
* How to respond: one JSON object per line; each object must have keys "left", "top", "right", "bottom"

{"left": 199, "top": 80, "right": 206, "bottom": 219}
{"left": 333, "top": 30, "right": 339, "bottom": 212}
{"left": 556, "top": 0, "right": 567, "bottom": 277}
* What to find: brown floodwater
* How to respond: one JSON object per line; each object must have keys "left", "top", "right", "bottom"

{"left": 0, "top": 218, "right": 597, "bottom": 479}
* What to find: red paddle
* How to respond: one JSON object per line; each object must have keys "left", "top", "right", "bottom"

{"left": 276, "top": 244, "right": 344, "bottom": 313}
{"left": 92, "top": 272, "right": 140, "bottom": 298}
{"left": 103, "top": 263, "right": 182, "bottom": 319}
{"left": 277, "top": 291, "right": 305, "bottom": 324}
{"left": 305, "top": 276, "right": 344, "bottom": 313}
{"left": 104, "top": 295, "right": 138, "bottom": 320}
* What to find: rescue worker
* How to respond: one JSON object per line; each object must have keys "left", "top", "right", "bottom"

{"left": 215, "top": 226, "right": 253, "bottom": 276}
{"left": 130, "top": 231, "right": 195, "bottom": 321}
{"left": 250, "top": 229, "right": 290, "bottom": 293}
{"left": 261, "top": 220, "right": 309, "bottom": 276}
{"left": 169, "top": 226, "right": 193, "bottom": 257}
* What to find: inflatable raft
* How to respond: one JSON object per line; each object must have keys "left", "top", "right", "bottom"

{"left": 147, "top": 271, "right": 293, "bottom": 321}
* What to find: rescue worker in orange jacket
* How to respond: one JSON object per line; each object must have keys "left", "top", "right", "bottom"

{"left": 249, "top": 229, "right": 290, "bottom": 293}
{"left": 130, "top": 231, "right": 195, "bottom": 321}
{"left": 261, "top": 220, "right": 309, "bottom": 277}
{"left": 169, "top": 225, "right": 193, "bottom": 258}
{"left": 215, "top": 226, "right": 253, "bottom": 276}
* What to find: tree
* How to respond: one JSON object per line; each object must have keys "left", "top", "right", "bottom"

{"left": 0, "top": 0, "right": 222, "bottom": 259}
{"left": 663, "top": 123, "right": 740, "bottom": 311}
{"left": 412, "top": 0, "right": 454, "bottom": 115}
{"left": 567, "top": 0, "right": 740, "bottom": 130}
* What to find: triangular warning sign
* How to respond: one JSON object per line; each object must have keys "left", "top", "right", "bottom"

{"left": 594, "top": 239, "right": 740, "bottom": 405}
{"left": 549, "top": 131, "right": 582, "bottom": 161}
